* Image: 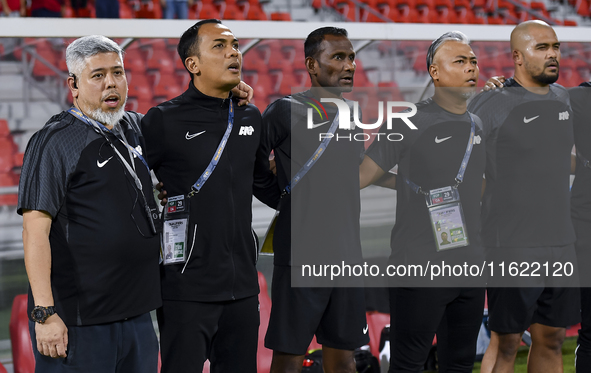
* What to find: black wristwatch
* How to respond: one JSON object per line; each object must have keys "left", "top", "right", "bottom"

{"left": 31, "top": 306, "right": 56, "bottom": 324}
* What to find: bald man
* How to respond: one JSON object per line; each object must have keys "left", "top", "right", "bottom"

{"left": 469, "top": 21, "right": 580, "bottom": 373}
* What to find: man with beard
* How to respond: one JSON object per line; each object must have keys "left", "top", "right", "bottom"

{"left": 17, "top": 35, "right": 161, "bottom": 372}
{"left": 468, "top": 20, "right": 579, "bottom": 372}
{"left": 259, "top": 27, "right": 369, "bottom": 373}
{"left": 360, "top": 31, "right": 486, "bottom": 372}
{"left": 141, "top": 19, "right": 279, "bottom": 373}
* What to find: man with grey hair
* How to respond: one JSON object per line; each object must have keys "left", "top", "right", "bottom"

{"left": 17, "top": 34, "right": 162, "bottom": 372}
{"left": 359, "top": 31, "right": 486, "bottom": 371}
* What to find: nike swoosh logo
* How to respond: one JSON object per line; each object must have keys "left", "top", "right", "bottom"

{"left": 363, "top": 324, "right": 368, "bottom": 334}
{"left": 435, "top": 136, "right": 452, "bottom": 143}
{"left": 97, "top": 156, "right": 113, "bottom": 168}
{"left": 523, "top": 115, "right": 539, "bottom": 123}
{"left": 308, "top": 121, "right": 330, "bottom": 129}
{"left": 186, "top": 130, "right": 206, "bottom": 140}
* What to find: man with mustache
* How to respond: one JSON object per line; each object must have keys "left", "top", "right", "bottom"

{"left": 141, "top": 19, "right": 279, "bottom": 373}
{"left": 360, "top": 31, "right": 486, "bottom": 372}
{"left": 17, "top": 35, "right": 161, "bottom": 372}
{"left": 259, "top": 27, "right": 369, "bottom": 373}
{"left": 468, "top": 20, "right": 579, "bottom": 372}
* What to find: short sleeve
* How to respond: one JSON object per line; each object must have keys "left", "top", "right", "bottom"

{"left": 17, "top": 119, "right": 87, "bottom": 217}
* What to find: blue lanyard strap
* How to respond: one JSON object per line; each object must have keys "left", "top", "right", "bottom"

{"left": 405, "top": 113, "right": 476, "bottom": 195}
{"left": 282, "top": 109, "right": 341, "bottom": 196}
{"left": 188, "top": 100, "right": 234, "bottom": 197}
{"left": 68, "top": 107, "right": 150, "bottom": 173}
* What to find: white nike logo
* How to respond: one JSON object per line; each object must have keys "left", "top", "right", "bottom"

{"left": 523, "top": 115, "right": 539, "bottom": 123}
{"left": 308, "top": 120, "right": 330, "bottom": 129}
{"left": 363, "top": 324, "right": 369, "bottom": 334}
{"left": 185, "top": 130, "right": 205, "bottom": 140}
{"left": 97, "top": 156, "right": 113, "bottom": 168}
{"left": 435, "top": 136, "right": 452, "bottom": 143}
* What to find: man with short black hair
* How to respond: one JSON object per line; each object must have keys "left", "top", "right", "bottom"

{"left": 259, "top": 26, "right": 369, "bottom": 373}
{"left": 141, "top": 19, "right": 279, "bottom": 373}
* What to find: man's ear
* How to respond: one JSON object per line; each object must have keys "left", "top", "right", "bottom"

{"left": 305, "top": 56, "right": 317, "bottom": 77}
{"left": 512, "top": 50, "right": 522, "bottom": 66}
{"left": 429, "top": 64, "right": 438, "bottom": 81}
{"left": 67, "top": 76, "right": 79, "bottom": 99}
{"left": 185, "top": 56, "right": 200, "bottom": 76}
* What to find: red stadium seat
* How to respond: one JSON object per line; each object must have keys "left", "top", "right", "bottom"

{"left": 127, "top": 73, "right": 154, "bottom": 102}
{"left": 0, "top": 119, "right": 9, "bottom": 137}
{"left": 32, "top": 41, "right": 59, "bottom": 78}
{"left": 123, "top": 47, "right": 147, "bottom": 74}
{"left": 0, "top": 138, "right": 16, "bottom": 173}
{"left": 0, "top": 362, "right": 8, "bottom": 373}
{"left": 221, "top": 0, "right": 246, "bottom": 19}
{"left": 258, "top": 272, "right": 273, "bottom": 373}
{"left": 270, "top": 11, "right": 291, "bottom": 20}
{"left": 245, "top": 3, "right": 267, "bottom": 19}
{"left": 9, "top": 294, "right": 35, "bottom": 373}
{"left": 198, "top": 2, "right": 221, "bottom": 18}
{"left": 365, "top": 311, "right": 390, "bottom": 358}
{"left": 151, "top": 72, "right": 184, "bottom": 101}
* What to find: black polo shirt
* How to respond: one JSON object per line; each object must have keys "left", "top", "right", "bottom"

{"left": 260, "top": 90, "right": 365, "bottom": 266}
{"left": 468, "top": 78, "right": 575, "bottom": 248}
{"left": 18, "top": 110, "right": 161, "bottom": 326}
{"left": 366, "top": 98, "right": 486, "bottom": 267}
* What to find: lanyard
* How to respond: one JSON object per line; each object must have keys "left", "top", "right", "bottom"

{"left": 68, "top": 108, "right": 150, "bottom": 174}
{"left": 282, "top": 108, "right": 341, "bottom": 196}
{"left": 188, "top": 100, "right": 234, "bottom": 197}
{"left": 405, "top": 113, "right": 476, "bottom": 195}
{"left": 68, "top": 107, "right": 157, "bottom": 233}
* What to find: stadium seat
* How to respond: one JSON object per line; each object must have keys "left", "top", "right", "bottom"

{"left": 9, "top": 294, "right": 35, "bottom": 373}
{"left": 0, "top": 362, "right": 7, "bottom": 373}
{"left": 0, "top": 138, "right": 16, "bottom": 173}
{"left": 123, "top": 46, "right": 147, "bottom": 74}
{"left": 127, "top": 73, "right": 154, "bottom": 102}
{"left": 151, "top": 72, "right": 184, "bottom": 101}
{"left": 270, "top": 11, "right": 292, "bottom": 20}
{"left": 245, "top": 3, "right": 268, "bottom": 20}
{"left": 32, "top": 41, "right": 60, "bottom": 78}
{"left": 0, "top": 119, "right": 9, "bottom": 137}
{"left": 221, "top": 0, "right": 246, "bottom": 19}
{"left": 258, "top": 272, "right": 273, "bottom": 373}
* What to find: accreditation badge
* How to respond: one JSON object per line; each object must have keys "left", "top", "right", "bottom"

{"left": 425, "top": 186, "right": 469, "bottom": 252}
{"left": 162, "top": 195, "right": 190, "bottom": 265}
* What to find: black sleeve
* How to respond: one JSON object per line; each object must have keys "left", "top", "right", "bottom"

{"left": 251, "top": 105, "right": 281, "bottom": 209}
{"left": 17, "top": 120, "right": 86, "bottom": 217}
{"left": 261, "top": 99, "right": 291, "bottom": 157}
{"left": 365, "top": 118, "right": 409, "bottom": 172}
{"left": 141, "top": 107, "right": 166, "bottom": 171}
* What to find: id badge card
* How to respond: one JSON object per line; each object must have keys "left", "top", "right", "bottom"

{"left": 425, "top": 186, "right": 469, "bottom": 252}
{"left": 162, "top": 195, "right": 190, "bottom": 265}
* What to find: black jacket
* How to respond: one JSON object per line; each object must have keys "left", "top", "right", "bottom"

{"left": 142, "top": 83, "right": 279, "bottom": 302}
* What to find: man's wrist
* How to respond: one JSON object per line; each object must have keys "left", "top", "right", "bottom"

{"left": 31, "top": 305, "right": 56, "bottom": 324}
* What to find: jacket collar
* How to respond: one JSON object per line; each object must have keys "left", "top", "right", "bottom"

{"left": 184, "top": 81, "right": 234, "bottom": 110}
